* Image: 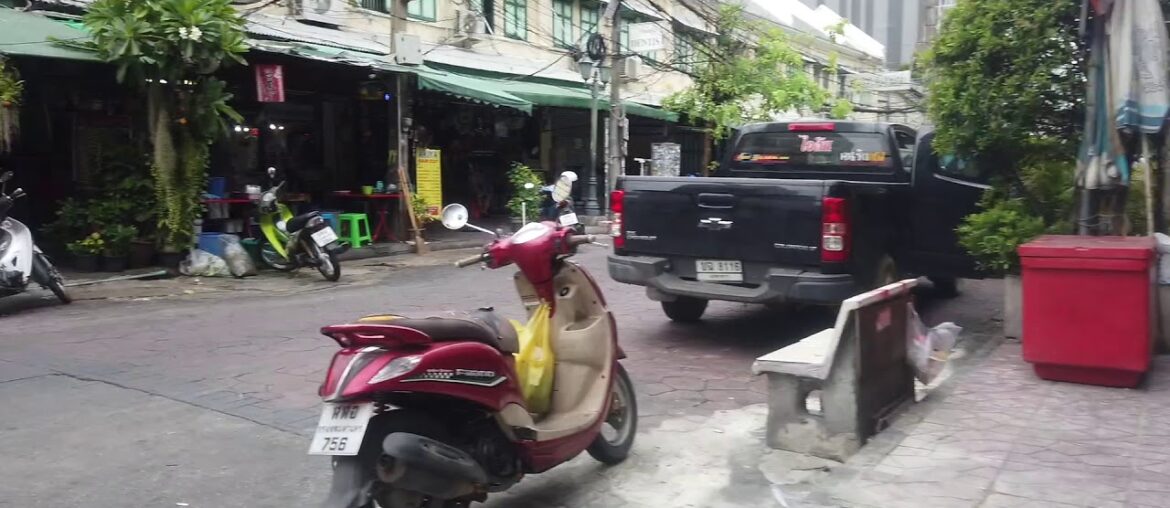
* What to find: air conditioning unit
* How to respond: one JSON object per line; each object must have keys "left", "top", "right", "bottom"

{"left": 619, "top": 56, "right": 642, "bottom": 82}
{"left": 454, "top": 9, "right": 487, "bottom": 44}
{"left": 290, "top": 0, "right": 346, "bottom": 27}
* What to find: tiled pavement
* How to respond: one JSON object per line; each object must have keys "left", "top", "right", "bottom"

{"left": 782, "top": 341, "right": 1170, "bottom": 508}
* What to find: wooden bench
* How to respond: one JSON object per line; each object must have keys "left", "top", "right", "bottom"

{"left": 752, "top": 279, "right": 917, "bottom": 461}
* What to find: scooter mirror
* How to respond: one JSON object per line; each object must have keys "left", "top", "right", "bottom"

{"left": 267, "top": 167, "right": 277, "bottom": 177}
{"left": 551, "top": 171, "right": 577, "bottom": 203}
{"left": 0, "top": 171, "right": 11, "bottom": 183}
{"left": 441, "top": 203, "right": 469, "bottom": 231}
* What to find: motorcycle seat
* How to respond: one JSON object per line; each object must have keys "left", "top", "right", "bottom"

{"left": 286, "top": 211, "right": 321, "bottom": 233}
{"left": 358, "top": 309, "right": 519, "bottom": 354}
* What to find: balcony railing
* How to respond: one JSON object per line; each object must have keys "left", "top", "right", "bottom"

{"left": 360, "top": 0, "right": 388, "bottom": 13}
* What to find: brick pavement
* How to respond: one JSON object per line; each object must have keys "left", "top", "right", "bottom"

{"left": 0, "top": 245, "right": 1006, "bottom": 507}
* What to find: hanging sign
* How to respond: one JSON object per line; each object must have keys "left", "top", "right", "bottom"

{"left": 415, "top": 148, "right": 443, "bottom": 217}
{"left": 255, "top": 64, "right": 285, "bottom": 103}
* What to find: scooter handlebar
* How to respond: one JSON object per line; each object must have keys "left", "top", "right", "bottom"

{"left": 455, "top": 252, "right": 488, "bottom": 268}
{"left": 567, "top": 234, "right": 596, "bottom": 247}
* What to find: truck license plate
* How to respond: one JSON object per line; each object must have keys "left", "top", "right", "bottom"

{"left": 696, "top": 260, "right": 743, "bottom": 282}
{"left": 307, "top": 402, "right": 375, "bottom": 456}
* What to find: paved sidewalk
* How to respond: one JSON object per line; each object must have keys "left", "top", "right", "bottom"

{"left": 779, "top": 340, "right": 1170, "bottom": 508}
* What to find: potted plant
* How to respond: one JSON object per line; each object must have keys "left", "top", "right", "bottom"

{"left": 506, "top": 162, "right": 544, "bottom": 230}
{"left": 129, "top": 234, "right": 156, "bottom": 268}
{"left": 411, "top": 193, "right": 438, "bottom": 232}
{"left": 101, "top": 224, "right": 137, "bottom": 272}
{"left": 67, "top": 233, "right": 104, "bottom": 272}
{"left": 956, "top": 195, "right": 1046, "bottom": 339}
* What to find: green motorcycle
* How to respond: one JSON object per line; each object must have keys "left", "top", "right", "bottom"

{"left": 255, "top": 168, "right": 343, "bottom": 281}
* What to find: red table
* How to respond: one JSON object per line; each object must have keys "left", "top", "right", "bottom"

{"left": 331, "top": 191, "right": 402, "bottom": 242}
{"left": 1019, "top": 235, "right": 1156, "bottom": 387}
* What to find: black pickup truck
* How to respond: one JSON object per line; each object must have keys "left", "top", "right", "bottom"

{"left": 607, "top": 120, "right": 990, "bottom": 322}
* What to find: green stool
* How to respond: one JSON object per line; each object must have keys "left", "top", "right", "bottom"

{"left": 339, "top": 213, "right": 373, "bottom": 248}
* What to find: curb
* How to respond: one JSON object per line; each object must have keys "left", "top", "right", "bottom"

{"left": 337, "top": 239, "right": 486, "bottom": 262}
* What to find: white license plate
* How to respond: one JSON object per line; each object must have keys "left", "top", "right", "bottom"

{"left": 307, "top": 402, "right": 375, "bottom": 456}
{"left": 559, "top": 212, "right": 579, "bottom": 226}
{"left": 311, "top": 227, "right": 339, "bottom": 247}
{"left": 696, "top": 259, "right": 743, "bottom": 282}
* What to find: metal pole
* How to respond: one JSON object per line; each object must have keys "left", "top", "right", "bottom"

{"left": 582, "top": 73, "right": 602, "bottom": 215}
{"left": 604, "top": 1, "right": 622, "bottom": 212}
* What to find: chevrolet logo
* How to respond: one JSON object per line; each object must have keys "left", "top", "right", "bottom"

{"left": 698, "top": 217, "right": 733, "bottom": 231}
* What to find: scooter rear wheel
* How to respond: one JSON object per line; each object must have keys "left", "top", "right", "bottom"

{"left": 33, "top": 254, "right": 71, "bottom": 304}
{"left": 586, "top": 362, "right": 637, "bottom": 465}
{"left": 323, "top": 410, "right": 453, "bottom": 508}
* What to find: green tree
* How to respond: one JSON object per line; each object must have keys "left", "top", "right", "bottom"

{"left": 922, "top": 0, "right": 1085, "bottom": 172}
{"left": 84, "top": 0, "right": 246, "bottom": 252}
{"left": 662, "top": 5, "right": 840, "bottom": 139}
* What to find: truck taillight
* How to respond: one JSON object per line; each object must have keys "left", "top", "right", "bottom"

{"left": 610, "top": 190, "right": 625, "bottom": 249}
{"left": 821, "top": 197, "right": 849, "bottom": 263}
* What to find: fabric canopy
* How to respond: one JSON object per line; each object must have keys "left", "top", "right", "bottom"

{"left": 0, "top": 8, "right": 99, "bottom": 62}
{"left": 415, "top": 67, "right": 534, "bottom": 115}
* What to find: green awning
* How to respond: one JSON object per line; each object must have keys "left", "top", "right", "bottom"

{"left": 0, "top": 8, "right": 98, "bottom": 62}
{"left": 415, "top": 67, "right": 534, "bottom": 114}
{"left": 502, "top": 79, "right": 677, "bottom": 122}
{"left": 416, "top": 66, "right": 676, "bottom": 121}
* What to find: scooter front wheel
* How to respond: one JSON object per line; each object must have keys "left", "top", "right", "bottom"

{"left": 309, "top": 242, "right": 341, "bottom": 282}
{"left": 587, "top": 362, "right": 637, "bottom": 465}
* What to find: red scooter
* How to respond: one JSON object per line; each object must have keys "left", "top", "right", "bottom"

{"left": 313, "top": 192, "right": 635, "bottom": 508}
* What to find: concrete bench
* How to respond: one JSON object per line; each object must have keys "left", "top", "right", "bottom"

{"left": 752, "top": 279, "right": 917, "bottom": 461}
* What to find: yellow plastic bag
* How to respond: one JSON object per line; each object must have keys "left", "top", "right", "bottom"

{"left": 510, "top": 303, "right": 554, "bottom": 415}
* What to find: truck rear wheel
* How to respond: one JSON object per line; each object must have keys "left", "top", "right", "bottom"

{"left": 662, "top": 297, "right": 708, "bottom": 322}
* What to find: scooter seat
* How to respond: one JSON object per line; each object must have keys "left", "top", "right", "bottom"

{"left": 360, "top": 309, "right": 519, "bottom": 353}
{"left": 286, "top": 211, "right": 321, "bottom": 233}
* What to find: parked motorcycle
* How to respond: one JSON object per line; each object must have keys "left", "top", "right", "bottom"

{"left": 0, "top": 170, "right": 71, "bottom": 304}
{"left": 256, "top": 167, "right": 344, "bottom": 281}
{"left": 539, "top": 171, "right": 584, "bottom": 234}
{"left": 312, "top": 179, "right": 634, "bottom": 508}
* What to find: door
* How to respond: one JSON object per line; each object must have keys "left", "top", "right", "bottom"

{"left": 907, "top": 131, "right": 989, "bottom": 278}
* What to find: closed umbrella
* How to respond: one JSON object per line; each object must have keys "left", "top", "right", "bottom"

{"left": 1076, "top": 0, "right": 1170, "bottom": 234}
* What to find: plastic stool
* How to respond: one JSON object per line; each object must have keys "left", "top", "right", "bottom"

{"left": 319, "top": 212, "right": 341, "bottom": 235}
{"left": 339, "top": 213, "right": 373, "bottom": 248}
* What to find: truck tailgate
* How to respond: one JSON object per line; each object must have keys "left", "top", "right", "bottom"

{"left": 619, "top": 176, "right": 827, "bottom": 267}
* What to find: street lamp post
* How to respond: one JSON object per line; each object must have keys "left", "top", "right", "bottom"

{"left": 578, "top": 56, "right": 609, "bottom": 216}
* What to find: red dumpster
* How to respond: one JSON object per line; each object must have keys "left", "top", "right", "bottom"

{"left": 1019, "top": 235, "right": 1155, "bottom": 388}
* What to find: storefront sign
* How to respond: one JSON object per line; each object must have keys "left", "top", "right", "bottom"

{"left": 415, "top": 148, "right": 442, "bottom": 217}
{"left": 629, "top": 23, "right": 665, "bottom": 53}
{"left": 255, "top": 64, "right": 285, "bottom": 103}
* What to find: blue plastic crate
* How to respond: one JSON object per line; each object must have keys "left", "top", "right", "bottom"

{"left": 207, "top": 177, "right": 227, "bottom": 197}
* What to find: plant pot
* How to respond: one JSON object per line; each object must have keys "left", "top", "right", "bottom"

{"left": 158, "top": 251, "right": 186, "bottom": 270}
{"left": 102, "top": 255, "right": 128, "bottom": 272}
{"left": 510, "top": 216, "right": 524, "bottom": 232}
{"left": 1004, "top": 274, "right": 1023, "bottom": 340}
{"left": 129, "top": 241, "right": 156, "bottom": 269}
{"left": 73, "top": 253, "right": 99, "bottom": 272}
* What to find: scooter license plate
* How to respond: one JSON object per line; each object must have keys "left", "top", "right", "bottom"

{"left": 559, "top": 212, "right": 579, "bottom": 226}
{"left": 311, "top": 227, "right": 339, "bottom": 247}
{"left": 307, "top": 402, "right": 376, "bottom": 456}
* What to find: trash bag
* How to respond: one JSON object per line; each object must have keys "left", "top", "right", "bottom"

{"left": 906, "top": 302, "right": 961, "bottom": 384}
{"left": 510, "top": 303, "right": 555, "bottom": 415}
{"left": 179, "top": 249, "right": 231, "bottom": 277}
{"left": 220, "top": 235, "right": 258, "bottom": 278}
{"left": 1155, "top": 233, "right": 1170, "bottom": 284}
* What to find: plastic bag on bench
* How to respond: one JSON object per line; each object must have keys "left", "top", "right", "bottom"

{"left": 906, "top": 303, "right": 961, "bottom": 384}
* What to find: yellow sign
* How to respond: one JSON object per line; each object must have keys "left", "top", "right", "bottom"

{"left": 415, "top": 148, "right": 442, "bottom": 217}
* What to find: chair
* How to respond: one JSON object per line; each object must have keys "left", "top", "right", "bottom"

{"left": 338, "top": 213, "right": 373, "bottom": 248}
{"left": 319, "top": 211, "right": 342, "bottom": 235}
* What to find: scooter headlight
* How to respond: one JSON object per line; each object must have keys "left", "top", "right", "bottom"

{"left": 368, "top": 355, "right": 422, "bottom": 385}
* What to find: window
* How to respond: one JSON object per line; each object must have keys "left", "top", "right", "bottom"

{"left": 407, "top": 0, "right": 436, "bottom": 21}
{"left": 581, "top": 3, "right": 599, "bottom": 40}
{"left": 730, "top": 132, "right": 895, "bottom": 172}
{"left": 469, "top": 0, "right": 494, "bottom": 30}
{"left": 504, "top": 0, "right": 527, "bottom": 40}
{"left": 619, "top": 19, "right": 629, "bottom": 52}
{"left": 553, "top": 0, "right": 574, "bottom": 48}
{"left": 360, "top": 0, "right": 388, "bottom": 13}
{"left": 894, "top": 130, "right": 916, "bottom": 169}
{"left": 674, "top": 31, "right": 697, "bottom": 74}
